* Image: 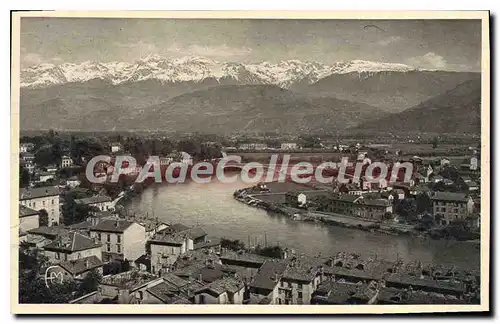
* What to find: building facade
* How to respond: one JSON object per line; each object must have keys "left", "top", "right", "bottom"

{"left": 430, "top": 192, "right": 474, "bottom": 225}
{"left": 19, "top": 186, "right": 60, "bottom": 226}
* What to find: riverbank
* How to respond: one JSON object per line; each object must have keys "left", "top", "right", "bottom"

{"left": 233, "top": 188, "right": 479, "bottom": 242}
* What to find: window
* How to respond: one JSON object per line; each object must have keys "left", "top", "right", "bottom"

{"left": 298, "top": 283, "right": 303, "bottom": 290}
{"left": 33, "top": 202, "right": 36, "bottom": 208}
{"left": 117, "top": 235, "right": 121, "bottom": 243}
{"left": 52, "top": 199, "right": 54, "bottom": 205}
{"left": 107, "top": 234, "right": 111, "bottom": 242}
{"left": 43, "top": 201, "right": 45, "bottom": 206}
{"left": 97, "top": 233, "right": 101, "bottom": 241}
{"left": 55, "top": 252, "right": 60, "bottom": 260}
{"left": 298, "top": 292, "right": 303, "bottom": 299}
{"left": 106, "top": 243, "right": 111, "bottom": 252}
{"left": 117, "top": 245, "right": 121, "bottom": 253}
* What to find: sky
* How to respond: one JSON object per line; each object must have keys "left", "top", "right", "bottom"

{"left": 20, "top": 18, "right": 482, "bottom": 71}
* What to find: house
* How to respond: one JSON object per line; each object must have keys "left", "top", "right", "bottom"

{"left": 143, "top": 281, "right": 192, "bottom": 304}
{"left": 74, "top": 195, "right": 114, "bottom": 212}
{"left": 42, "top": 231, "right": 102, "bottom": 263}
{"left": 66, "top": 175, "right": 81, "bottom": 188}
{"left": 36, "top": 171, "right": 56, "bottom": 183}
{"left": 148, "top": 226, "right": 206, "bottom": 275}
{"left": 47, "top": 255, "right": 104, "bottom": 282}
{"left": 238, "top": 143, "right": 268, "bottom": 150}
{"left": 90, "top": 219, "right": 146, "bottom": 262}
{"left": 194, "top": 277, "right": 245, "bottom": 304}
{"left": 279, "top": 256, "right": 323, "bottom": 305}
{"left": 99, "top": 270, "right": 163, "bottom": 304}
{"left": 430, "top": 192, "right": 474, "bottom": 225}
{"left": 19, "top": 186, "right": 60, "bottom": 226}
{"left": 143, "top": 273, "right": 203, "bottom": 304}
{"left": 324, "top": 194, "right": 393, "bottom": 220}
{"left": 86, "top": 211, "right": 119, "bottom": 226}
{"left": 111, "top": 143, "right": 123, "bottom": 153}
{"left": 20, "top": 152, "right": 35, "bottom": 173}
{"left": 20, "top": 142, "right": 35, "bottom": 153}
{"left": 61, "top": 155, "right": 73, "bottom": 168}
{"left": 19, "top": 205, "right": 40, "bottom": 232}
{"left": 385, "top": 273, "right": 466, "bottom": 297}
{"left": 249, "top": 259, "right": 288, "bottom": 304}
{"left": 281, "top": 143, "right": 298, "bottom": 150}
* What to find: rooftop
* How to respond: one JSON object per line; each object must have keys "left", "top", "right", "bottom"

{"left": 91, "top": 219, "right": 137, "bottom": 233}
{"left": 43, "top": 232, "right": 101, "bottom": 252}
{"left": 59, "top": 255, "right": 103, "bottom": 276}
{"left": 74, "top": 195, "right": 112, "bottom": 205}
{"left": 250, "top": 259, "right": 288, "bottom": 291}
{"left": 27, "top": 225, "right": 69, "bottom": 238}
{"left": 19, "top": 205, "right": 39, "bottom": 218}
{"left": 146, "top": 282, "right": 192, "bottom": 304}
{"left": 197, "top": 276, "right": 245, "bottom": 296}
{"left": 20, "top": 186, "right": 59, "bottom": 200}
{"left": 101, "top": 270, "right": 160, "bottom": 291}
{"left": 429, "top": 192, "right": 470, "bottom": 202}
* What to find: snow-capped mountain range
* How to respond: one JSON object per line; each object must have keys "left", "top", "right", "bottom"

{"left": 21, "top": 55, "right": 421, "bottom": 89}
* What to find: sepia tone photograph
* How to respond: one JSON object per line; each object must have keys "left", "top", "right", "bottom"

{"left": 10, "top": 11, "right": 490, "bottom": 314}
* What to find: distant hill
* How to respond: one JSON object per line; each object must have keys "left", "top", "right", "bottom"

{"left": 295, "top": 71, "right": 479, "bottom": 113}
{"left": 134, "top": 85, "right": 389, "bottom": 134}
{"left": 20, "top": 84, "right": 388, "bottom": 133}
{"left": 353, "top": 78, "right": 481, "bottom": 134}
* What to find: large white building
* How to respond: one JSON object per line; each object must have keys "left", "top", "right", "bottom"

{"left": 19, "top": 186, "right": 60, "bottom": 226}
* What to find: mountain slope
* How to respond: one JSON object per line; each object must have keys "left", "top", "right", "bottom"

{"left": 353, "top": 78, "right": 481, "bottom": 134}
{"left": 136, "top": 85, "right": 388, "bottom": 134}
{"left": 296, "top": 70, "right": 479, "bottom": 112}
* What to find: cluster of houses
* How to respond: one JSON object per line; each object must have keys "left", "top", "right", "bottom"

{"left": 19, "top": 141, "right": 78, "bottom": 187}
{"left": 279, "top": 150, "right": 481, "bottom": 229}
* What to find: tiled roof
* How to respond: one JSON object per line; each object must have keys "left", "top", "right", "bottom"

{"left": 74, "top": 195, "right": 112, "bottom": 205}
{"left": 27, "top": 226, "right": 69, "bottom": 238}
{"left": 250, "top": 259, "right": 288, "bottom": 291}
{"left": 101, "top": 270, "right": 160, "bottom": 290}
{"left": 43, "top": 232, "right": 101, "bottom": 252}
{"left": 19, "top": 205, "right": 39, "bottom": 217}
{"left": 90, "top": 219, "right": 137, "bottom": 233}
{"left": 59, "top": 255, "right": 103, "bottom": 276}
{"left": 429, "top": 192, "right": 470, "bottom": 202}
{"left": 146, "top": 282, "right": 192, "bottom": 304}
{"left": 20, "top": 186, "right": 59, "bottom": 200}
{"left": 197, "top": 276, "right": 245, "bottom": 296}
{"left": 220, "top": 250, "right": 271, "bottom": 267}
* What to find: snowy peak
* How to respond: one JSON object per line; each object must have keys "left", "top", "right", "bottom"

{"left": 20, "top": 56, "right": 421, "bottom": 89}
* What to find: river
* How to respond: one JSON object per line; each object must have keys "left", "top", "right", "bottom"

{"left": 123, "top": 176, "right": 480, "bottom": 270}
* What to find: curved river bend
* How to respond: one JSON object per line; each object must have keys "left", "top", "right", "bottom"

{"left": 123, "top": 177, "right": 479, "bottom": 270}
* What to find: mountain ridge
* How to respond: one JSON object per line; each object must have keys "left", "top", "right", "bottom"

{"left": 21, "top": 56, "right": 426, "bottom": 89}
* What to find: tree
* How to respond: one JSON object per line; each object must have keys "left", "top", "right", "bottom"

{"left": 62, "top": 193, "right": 98, "bottom": 225}
{"left": 221, "top": 238, "right": 246, "bottom": 251}
{"left": 19, "top": 242, "right": 78, "bottom": 303}
{"left": 255, "top": 245, "right": 285, "bottom": 259}
{"left": 431, "top": 137, "right": 439, "bottom": 149}
{"left": 78, "top": 269, "right": 102, "bottom": 295}
{"left": 415, "top": 192, "right": 433, "bottom": 214}
{"left": 19, "top": 167, "right": 30, "bottom": 188}
{"left": 38, "top": 209, "right": 49, "bottom": 227}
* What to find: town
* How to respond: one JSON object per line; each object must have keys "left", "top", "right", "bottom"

{"left": 17, "top": 131, "right": 481, "bottom": 305}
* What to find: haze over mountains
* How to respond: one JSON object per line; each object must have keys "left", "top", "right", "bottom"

{"left": 20, "top": 56, "right": 481, "bottom": 134}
